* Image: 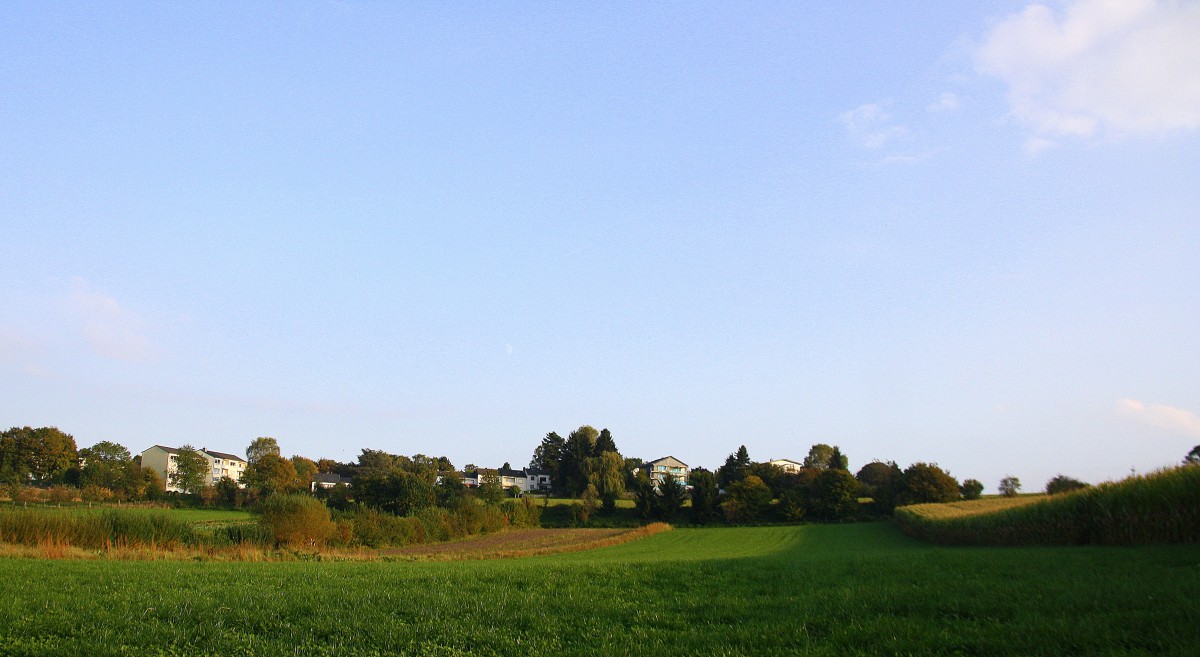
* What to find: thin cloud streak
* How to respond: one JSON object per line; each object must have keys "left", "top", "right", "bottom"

{"left": 66, "top": 277, "right": 159, "bottom": 363}
{"left": 1117, "top": 398, "right": 1200, "bottom": 438}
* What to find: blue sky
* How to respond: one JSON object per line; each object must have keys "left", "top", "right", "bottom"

{"left": 3, "top": 1, "right": 1198, "bottom": 492}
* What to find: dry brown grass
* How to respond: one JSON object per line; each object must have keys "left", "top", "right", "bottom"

{"left": 901, "top": 495, "right": 1047, "bottom": 520}
{"left": 372, "top": 522, "right": 673, "bottom": 561}
{"left": 0, "top": 524, "right": 674, "bottom": 562}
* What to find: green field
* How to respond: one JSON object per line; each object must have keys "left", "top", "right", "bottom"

{"left": 2, "top": 522, "right": 1198, "bottom": 656}
{"left": 0, "top": 503, "right": 255, "bottom": 525}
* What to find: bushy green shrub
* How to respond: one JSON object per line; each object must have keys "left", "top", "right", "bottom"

{"left": 501, "top": 497, "right": 542, "bottom": 528}
{"left": 341, "top": 507, "right": 423, "bottom": 547}
{"left": 1045, "top": 475, "right": 1089, "bottom": 495}
{"left": 959, "top": 479, "right": 984, "bottom": 500}
{"left": 258, "top": 495, "right": 335, "bottom": 548}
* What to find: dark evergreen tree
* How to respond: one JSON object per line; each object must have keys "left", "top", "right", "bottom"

{"left": 593, "top": 428, "right": 618, "bottom": 456}
{"left": 828, "top": 446, "right": 848, "bottom": 471}
{"left": 656, "top": 473, "right": 687, "bottom": 521}
{"left": 561, "top": 426, "right": 599, "bottom": 496}
{"left": 688, "top": 468, "right": 720, "bottom": 524}
{"left": 716, "top": 445, "right": 751, "bottom": 488}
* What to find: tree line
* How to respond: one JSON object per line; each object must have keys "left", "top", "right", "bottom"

{"left": 7, "top": 424, "right": 1179, "bottom": 525}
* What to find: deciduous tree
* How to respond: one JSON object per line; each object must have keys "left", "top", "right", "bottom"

{"left": 290, "top": 456, "right": 318, "bottom": 486}
{"left": 810, "top": 468, "right": 859, "bottom": 521}
{"left": 803, "top": 443, "right": 836, "bottom": 470}
{"left": 561, "top": 426, "right": 599, "bottom": 496}
{"left": 477, "top": 470, "right": 504, "bottom": 505}
{"left": 857, "top": 461, "right": 904, "bottom": 513}
{"left": 243, "top": 453, "right": 301, "bottom": 496}
{"left": 246, "top": 437, "right": 281, "bottom": 466}
{"left": 723, "top": 475, "right": 772, "bottom": 522}
{"left": 585, "top": 450, "right": 626, "bottom": 514}
{"left": 79, "top": 440, "right": 133, "bottom": 490}
{"left": 1185, "top": 445, "right": 1200, "bottom": 466}
{"left": 1045, "top": 475, "right": 1089, "bottom": 495}
{"left": 998, "top": 476, "right": 1021, "bottom": 497}
{"left": 959, "top": 478, "right": 984, "bottom": 500}
{"left": 0, "top": 426, "right": 79, "bottom": 485}
{"left": 170, "top": 445, "right": 209, "bottom": 494}
{"left": 899, "top": 462, "right": 960, "bottom": 505}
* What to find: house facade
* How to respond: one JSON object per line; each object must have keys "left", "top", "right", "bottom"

{"left": 769, "top": 458, "right": 805, "bottom": 474}
{"left": 461, "top": 466, "right": 552, "bottom": 493}
{"left": 641, "top": 456, "right": 689, "bottom": 488}
{"left": 140, "top": 445, "right": 248, "bottom": 493}
{"left": 311, "top": 472, "right": 351, "bottom": 492}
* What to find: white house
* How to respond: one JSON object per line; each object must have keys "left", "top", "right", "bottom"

{"left": 460, "top": 466, "right": 552, "bottom": 493}
{"left": 641, "top": 456, "right": 689, "bottom": 488}
{"left": 311, "top": 472, "right": 351, "bottom": 492}
{"left": 769, "top": 458, "right": 805, "bottom": 474}
{"left": 140, "top": 445, "right": 248, "bottom": 493}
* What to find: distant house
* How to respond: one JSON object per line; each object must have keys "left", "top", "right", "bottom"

{"left": 461, "top": 466, "right": 552, "bottom": 493}
{"left": 525, "top": 468, "right": 552, "bottom": 492}
{"left": 139, "top": 445, "right": 248, "bottom": 493}
{"left": 641, "top": 456, "right": 689, "bottom": 488}
{"left": 311, "top": 472, "right": 351, "bottom": 492}
{"left": 769, "top": 458, "right": 805, "bottom": 474}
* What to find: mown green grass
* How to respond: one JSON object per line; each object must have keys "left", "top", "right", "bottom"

{"left": 1, "top": 522, "right": 1198, "bottom": 656}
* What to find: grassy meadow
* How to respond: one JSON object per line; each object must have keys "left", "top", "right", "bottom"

{"left": 2, "top": 522, "right": 1198, "bottom": 656}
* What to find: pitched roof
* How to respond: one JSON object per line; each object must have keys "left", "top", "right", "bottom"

{"left": 202, "top": 449, "right": 246, "bottom": 463}
{"left": 644, "top": 456, "right": 688, "bottom": 468}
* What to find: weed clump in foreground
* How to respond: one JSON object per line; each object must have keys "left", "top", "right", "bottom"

{"left": 894, "top": 465, "right": 1200, "bottom": 546}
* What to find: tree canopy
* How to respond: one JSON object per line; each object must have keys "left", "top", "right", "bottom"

{"left": 246, "top": 437, "right": 281, "bottom": 466}
{"left": 170, "top": 445, "right": 209, "bottom": 494}
{"left": 0, "top": 426, "right": 79, "bottom": 485}
{"left": 899, "top": 463, "right": 960, "bottom": 505}
{"left": 998, "top": 476, "right": 1021, "bottom": 497}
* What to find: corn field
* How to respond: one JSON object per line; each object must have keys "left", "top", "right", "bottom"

{"left": 894, "top": 466, "right": 1200, "bottom": 545}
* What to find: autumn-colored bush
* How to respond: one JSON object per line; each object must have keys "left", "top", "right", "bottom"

{"left": 258, "top": 495, "right": 335, "bottom": 548}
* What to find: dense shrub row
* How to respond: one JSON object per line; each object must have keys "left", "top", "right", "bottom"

{"left": 894, "top": 466, "right": 1200, "bottom": 546}
{"left": 325, "top": 498, "right": 542, "bottom": 549}
{"left": 0, "top": 508, "right": 197, "bottom": 549}
{"left": 0, "top": 495, "right": 543, "bottom": 552}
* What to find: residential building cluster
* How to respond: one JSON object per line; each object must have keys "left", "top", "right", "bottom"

{"left": 140, "top": 445, "right": 800, "bottom": 495}
{"left": 139, "top": 445, "right": 248, "bottom": 493}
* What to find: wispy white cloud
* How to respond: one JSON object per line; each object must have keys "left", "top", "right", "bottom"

{"left": 839, "top": 102, "right": 909, "bottom": 150}
{"left": 927, "top": 92, "right": 961, "bottom": 112}
{"left": 1117, "top": 398, "right": 1200, "bottom": 437}
{"left": 1023, "top": 136, "right": 1060, "bottom": 156}
{"left": 0, "top": 325, "right": 52, "bottom": 378}
{"left": 66, "top": 277, "right": 158, "bottom": 363}
{"left": 976, "top": 0, "right": 1200, "bottom": 140}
